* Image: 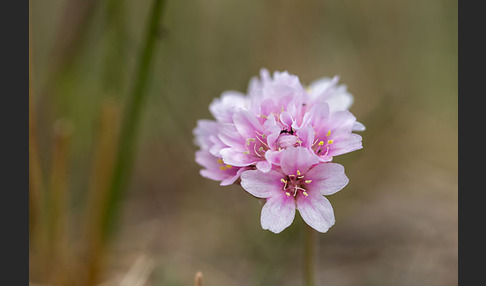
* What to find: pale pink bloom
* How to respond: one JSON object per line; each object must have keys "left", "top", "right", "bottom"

{"left": 306, "top": 75, "right": 365, "bottom": 131}
{"left": 209, "top": 91, "right": 249, "bottom": 123}
{"left": 195, "top": 150, "right": 249, "bottom": 186}
{"left": 193, "top": 119, "right": 246, "bottom": 185}
{"left": 193, "top": 68, "right": 363, "bottom": 188}
{"left": 240, "top": 147, "right": 349, "bottom": 233}
{"left": 214, "top": 69, "right": 363, "bottom": 171}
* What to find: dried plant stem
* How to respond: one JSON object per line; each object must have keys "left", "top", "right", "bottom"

{"left": 29, "top": 0, "right": 43, "bottom": 248}
{"left": 47, "top": 119, "right": 73, "bottom": 285}
{"left": 101, "top": 0, "right": 166, "bottom": 240}
{"left": 304, "top": 224, "right": 317, "bottom": 286}
{"left": 84, "top": 101, "right": 121, "bottom": 286}
{"left": 194, "top": 272, "right": 203, "bottom": 286}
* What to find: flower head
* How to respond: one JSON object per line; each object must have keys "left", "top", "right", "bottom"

{"left": 193, "top": 69, "right": 363, "bottom": 233}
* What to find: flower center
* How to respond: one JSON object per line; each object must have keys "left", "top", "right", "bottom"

{"left": 280, "top": 170, "right": 312, "bottom": 198}
{"left": 276, "top": 128, "right": 302, "bottom": 150}
{"left": 243, "top": 131, "right": 269, "bottom": 157}
{"left": 311, "top": 130, "right": 333, "bottom": 156}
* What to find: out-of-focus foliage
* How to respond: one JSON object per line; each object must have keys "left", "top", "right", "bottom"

{"left": 30, "top": 0, "right": 457, "bottom": 285}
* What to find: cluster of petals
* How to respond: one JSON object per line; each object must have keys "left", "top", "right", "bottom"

{"left": 194, "top": 69, "right": 364, "bottom": 233}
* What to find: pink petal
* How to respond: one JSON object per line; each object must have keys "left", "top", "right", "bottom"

{"left": 305, "top": 163, "right": 349, "bottom": 195}
{"left": 329, "top": 133, "right": 363, "bottom": 157}
{"left": 240, "top": 170, "right": 283, "bottom": 198}
{"left": 193, "top": 120, "right": 219, "bottom": 149}
{"left": 209, "top": 91, "right": 247, "bottom": 123}
{"left": 218, "top": 123, "right": 245, "bottom": 150}
{"left": 297, "top": 194, "right": 335, "bottom": 233}
{"left": 280, "top": 147, "right": 319, "bottom": 176}
{"left": 261, "top": 195, "right": 296, "bottom": 233}
{"left": 353, "top": 121, "right": 366, "bottom": 132}
{"left": 233, "top": 109, "right": 262, "bottom": 139}
{"left": 220, "top": 148, "right": 255, "bottom": 167}
{"left": 220, "top": 167, "right": 248, "bottom": 186}
{"left": 256, "top": 160, "right": 272, "bottom": 173}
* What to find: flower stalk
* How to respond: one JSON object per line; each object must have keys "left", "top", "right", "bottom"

{"left": 304, "top": 223, "right": 317, "bottom": 286}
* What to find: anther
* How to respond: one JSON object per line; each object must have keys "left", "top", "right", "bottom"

{"left": 303, "top": 191, "right": 309, "bottom": 197}
{"left": 305, "top": 180, "right": 312, "bottom": 184}
{"left": 327, "top": 140, "right": 334, "bottom": 144}
{"left": 296, "top": 170, "right": 301, "bottom": 176}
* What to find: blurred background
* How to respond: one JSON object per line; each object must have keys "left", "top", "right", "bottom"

{"left": 29, "top": 0, "right": 457, "bottom": 285}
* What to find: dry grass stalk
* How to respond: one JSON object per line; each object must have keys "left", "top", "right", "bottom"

{"left": 194, "top": 271, "right": 203, "bottom": 286}
{"left": 83, "top": 100, "right": 121, "bottom": 285}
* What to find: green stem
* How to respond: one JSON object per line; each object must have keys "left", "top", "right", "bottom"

{"left": 304, "top": 224, "right": 317, "bottom": 286}
{"left": 101, "top": 0, "right": 166, "bottom": 241}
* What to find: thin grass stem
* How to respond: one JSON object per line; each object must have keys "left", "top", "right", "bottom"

{"left": 101, "top": 0, "right": 166, "bottom": 241}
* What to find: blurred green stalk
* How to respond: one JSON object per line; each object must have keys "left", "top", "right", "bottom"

{"left": 304, "top": 224, "right": 317, "bottom": 286}
{"left": 101, "top": 0, "right": 166, "bottom": 241}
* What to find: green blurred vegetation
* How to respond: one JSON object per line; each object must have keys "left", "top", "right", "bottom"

{"left": 30, "top": 0, "right": 457, "bottom": 285}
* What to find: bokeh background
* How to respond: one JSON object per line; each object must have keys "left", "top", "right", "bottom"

{"left": 29, "top": 0, "right": 457, "bottom": 285}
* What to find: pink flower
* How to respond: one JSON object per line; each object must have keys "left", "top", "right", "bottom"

{"left": 240, "top": 147, "right": 349, "bottom": 233}
{"left": 193, "top": 119, "right": 247, "bottom": 185}
{"left": 214, "top": 69, "right": 364, "bottom": 174}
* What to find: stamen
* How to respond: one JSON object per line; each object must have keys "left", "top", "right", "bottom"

{"left": 225, "top": 165, "right": 232, "bottom": 169}
{"left": 327, "top": 130, "right": 331, "bottom": 137}
{"left": 316, "top": 141, "right": 325, "bottom": 154}
{"left": 253, "top": 144, "right": 263, "bottom": 157}
{"left": 280, "top": 178, "right": 288, "bottom": 189}
{"left": 327, "top": 139, "right": 334, "bottom": 144}
{"left": 322, "top": 146, "right": 330, "bottom": 157}
{"left": 217, "top": 159, "right": 224, "bottom": 164}
{"left": 305, "top": 180, "right": 312, "bottom": 184}
{"left": 296, "top": 170, "right": 301, "bottom": 176}
{"left": 303, "top": 191, "right": 309, "bottom": 197}
{"left": 297, "top": 175, "right": 304, "bottom": 179}
{"left": 255, "top": 130, "right": 266, "bottom": 139}
{"left": 285, "top": 192, "right": 291, "bottom": 197}
{"left": 219, "top": 166, "right": 227, "bottom": 170}
{"left": 246, "top": 138, "right": 255, "bottom": 145}
{"left": 255, "top": 135, "right": 269, "bottom": 148}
